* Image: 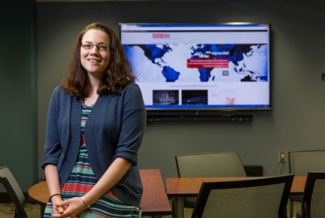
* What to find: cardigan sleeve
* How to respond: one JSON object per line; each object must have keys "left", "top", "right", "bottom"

{"left": 41, "top": 87, "right": 72, "bottom": 171}
{"left": 41, "top": 87, "right": 62, "bottom": 169}
{"left": 113, "top": 83, "right": 146, "bottom": 165}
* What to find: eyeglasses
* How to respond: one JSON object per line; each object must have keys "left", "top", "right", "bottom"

{"left": 81, "top": 42, "right": 111, "bottom": 52}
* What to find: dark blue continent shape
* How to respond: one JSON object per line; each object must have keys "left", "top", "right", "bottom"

{"left": 138, "top": 44, "right": 172, "bottom": 66}
{"left": 127, "top": 44, "right": 180, "bottom": 81}
{"left": 191, "top": 44, "right": 230, "bottom": 82}
{"left": 191, "top": 44, "right": 263, "bottom": 81}
{"left": 162, "top": 66, "right": 180, "bottom": 82}
{"left": 191, "top": 44, "right": 258, "bottom": 65}
{"left": 228, "top": 44, "right": 259, "bottom": 65}
{"left": 198, "top": 68, "right": 212, "bottom": 82}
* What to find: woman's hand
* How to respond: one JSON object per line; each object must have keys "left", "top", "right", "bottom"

{"left": 50, "top": 195, "right": 66, "bottom": 217}
{"left": 51, "top": 197, "right": 85, "bottom": 218}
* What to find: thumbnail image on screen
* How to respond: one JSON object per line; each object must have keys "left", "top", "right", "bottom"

{"left": 153, "top": 90, "right": 179, "bottom": 105}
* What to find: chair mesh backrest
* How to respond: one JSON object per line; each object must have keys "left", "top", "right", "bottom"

{"left": 0, "top": 166, "right": 26, "bottom": 217}
{"left": 176, "top": 152, "right": 247, "bottom": 177}
{"left": 203, "top": 184, "right": 284, "bottom": 218}
{"left": 302, "top": 172, "right": 325, "bottom": 218}
{"left": 288, "top": 150, "right": 325, "bottom": 175}
{"left": 192, "top": 174, "right": 294, "bottom": 218}
{"left": 310, "top": 180, "right": 325, "bottom": 218}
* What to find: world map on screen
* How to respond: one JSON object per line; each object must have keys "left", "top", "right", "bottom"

{"left": 124, "top": 43, "right": 268, "bottom": 83}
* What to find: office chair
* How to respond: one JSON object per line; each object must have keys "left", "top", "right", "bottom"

{"left": 0, "top": 166, "right": 28, "bottom": 218}
{"left": 175, "top": 152, "right": 247, "bottom": 208}
{"left": 191, "top": 174, "right": 294, "bottom": 218}
{"left": 296, "top": 171, "right": 325, "bottom": 218}
{"left": 288, "top": 150, "right": 325, "bottom": 218}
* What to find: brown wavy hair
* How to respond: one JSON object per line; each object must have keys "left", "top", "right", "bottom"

{"left": 61, "top": 22, "right": 135, "bottom": 98}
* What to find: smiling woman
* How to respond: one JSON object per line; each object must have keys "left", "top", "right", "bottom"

{"left": 62, "top": 22, "right": 135, "bottom": 98}
{"left": 41, "top": 22, "right": 146, "bottom": 218}
{"left": 80, "top": 29, "right": 111, "bottom": 83}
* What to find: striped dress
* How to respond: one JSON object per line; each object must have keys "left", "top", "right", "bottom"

{"left": 43, "top": 103, "right": 142, "bottom": 217}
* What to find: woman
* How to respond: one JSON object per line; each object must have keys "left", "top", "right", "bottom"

{"left": 41, "top": 22, "right": 146, "bottom": 218}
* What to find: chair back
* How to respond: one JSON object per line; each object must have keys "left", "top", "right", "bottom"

{"left": 301, "top": 171, "right": 325, "bottom": 218}
{"left": 175, "top": 152, "right": 247, "bottom": 208}
{"left": 0, "top": 166, "right": 27, "bottom": 218}
{"left": 288, "top": 150, "right": 325, "bottom": 175}
{"left": 288, "top": 150, "right": 325, "bottom": 218}
{"left": 175, "top": 152, "right": 247, "bottom": 178}
{"left": 191, "top": 174, "right": 294, "bottom": 218}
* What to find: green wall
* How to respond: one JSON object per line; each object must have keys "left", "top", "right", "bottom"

{"left": 2, "top": 0, "right": 325, "bottom": 193}
{"left": 0, "top": 0, "right": 37, "bottom": 191}
{"left": 37, "top": 1, "right": 325, "bottom": 182}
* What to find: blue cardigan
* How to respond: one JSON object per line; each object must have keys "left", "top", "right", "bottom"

{"left": 41, "top": 83, "right": 146, "bottom": 207}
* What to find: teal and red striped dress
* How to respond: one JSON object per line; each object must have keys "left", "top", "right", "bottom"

{"left": 43, "top": 103, "right": 142, "bottom": 217}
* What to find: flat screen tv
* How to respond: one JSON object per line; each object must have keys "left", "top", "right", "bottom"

{"left": 119, "top": 23, "right": 271, "bottom": 118}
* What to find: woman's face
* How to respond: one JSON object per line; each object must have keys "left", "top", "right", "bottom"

{"left": 80, "top": 29, "right": 111, "bottom": 79}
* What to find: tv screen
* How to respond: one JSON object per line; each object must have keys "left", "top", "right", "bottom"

{"left": 120, "top": 23, "right": 271, "bottom": 114}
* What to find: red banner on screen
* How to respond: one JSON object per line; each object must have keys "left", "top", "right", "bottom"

{"left": 187, "top": 58, "right": 229, "bottom": 68}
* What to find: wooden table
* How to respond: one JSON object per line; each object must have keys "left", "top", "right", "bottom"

{"left": 28, "top": 169, "right": 171, "bottom": 217}
{"left": 166, "top": 176, "right": 306, "bottom": 218}
{"left": 140, "top": 169, "right": 172, "bottom": 216}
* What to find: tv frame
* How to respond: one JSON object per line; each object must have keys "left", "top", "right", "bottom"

{"left": 119, "top": 22, "right": 272, "bottom": 121}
